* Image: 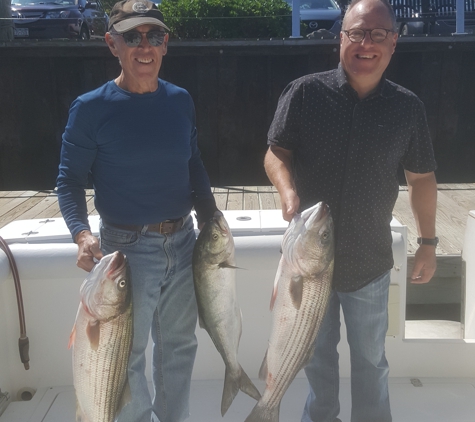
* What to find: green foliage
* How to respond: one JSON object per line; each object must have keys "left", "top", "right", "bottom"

{"left": 102, "top": 0, "right": 116, "bottom": 15}
{"left": 159, "top": 0, "right": 292, "bottom": 39}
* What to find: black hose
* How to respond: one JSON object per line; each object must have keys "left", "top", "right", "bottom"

{"left": 0, "top": 236, "right": 30, "bottom": 370}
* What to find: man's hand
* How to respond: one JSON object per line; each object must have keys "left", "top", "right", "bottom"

{"left": 411, "top": 245, "right": 437, "bottom": 284}
{"left": 198, "top": 210, "right": 223, "bottom": 231}
{"left": 280, "top": 188, "right": 300, "bottom": 222}
{"left": 75, "top": 230, "right": 103, "bottom": 272}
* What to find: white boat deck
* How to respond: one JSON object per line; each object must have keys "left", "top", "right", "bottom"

{"left": 2, "top": 377, "right": 475, "bottom": 422}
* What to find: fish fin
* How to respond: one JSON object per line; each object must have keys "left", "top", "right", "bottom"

{"left": 81, "top": 301, "right": 92, "bottom": 317}
{"left": 68, "top": 303, "right": 83, "bottom": 349}
{"left": 75, "top": 398, "right": 81, "bottom": 422}
{"left": 270, "top": 260, "right": 284, "bottom": 311}
{"left": 218, "top": 261, "right": 241, "bottom": 270}
{"left": 301, "top": 343, "right": 317, "bottom": 370}
{"left": 258, "top": 350, "right": 268, "bottom": 381}
{"left": 76, "top": 397, "right": 89, "bottom": 422}
{"left": 198, "top": 315, "right": 207, "bottom": 330}
{"left": 244, "top": 401, "right": 280, "bottom": 422}
{"left": 239, "top": 365, "right": 261, "bottom": 401}
{"left": 270, "top": 284, "right": 278, "bottom": 311}
{"left": 289, "top": 275, "right": 304, "bottom": 310}
{"left": 117, "top": 379, "right": 132, "bottom": 414}
{"left": 221, "top": 368, "right": 240, "bottom": 416}
{"left": 68, "top": 324, "right": 76, "bottom": 350}
{"left": 86, "top": 320, "right": 100, "bottom": 351}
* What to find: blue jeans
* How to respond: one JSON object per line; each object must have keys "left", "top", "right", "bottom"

{"left": 302, "top": 271, "right": 392, "bottom": 422}
{"left": 100, "top": 216, "right": 198, "bottom": 422}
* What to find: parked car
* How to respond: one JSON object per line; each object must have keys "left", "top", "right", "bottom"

{"left": 287, "top": 0, "right": 342, "bottom": 34}
{"left": 11, "top": 0, "right": 109, "bottom": 40}
{"left": 429, "top": 1, "right": 475, "bottom": 35}
{"left": 391, "top": 0, "right": 475, "bottom": 35}
{"left": 391, "top": 2, "right": 425, "bottom": 35}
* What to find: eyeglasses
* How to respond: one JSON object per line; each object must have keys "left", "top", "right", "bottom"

{"left": 343, "top": 28, "right": 395, "bottom": 43}
{"left": 111, "top": 30, "right": 166, "bottom": 47}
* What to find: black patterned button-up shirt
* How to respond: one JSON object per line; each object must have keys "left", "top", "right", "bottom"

{"left": 268, "top": 65, "right": 437, "bottom": 292}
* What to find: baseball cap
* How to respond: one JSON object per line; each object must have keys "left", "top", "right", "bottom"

{"left": 108, "top": 0, "right": 170, "bottom": 33}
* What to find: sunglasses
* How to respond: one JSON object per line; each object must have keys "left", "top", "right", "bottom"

{"left": 112, "top": 30, "right": 166, "bottom": 47}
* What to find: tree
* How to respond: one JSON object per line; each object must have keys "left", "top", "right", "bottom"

{"left": 160, "top": 0, "right": 292, "bottom": 39}
{"left": 0, "top": 0, "right": 13, "bottom": 41}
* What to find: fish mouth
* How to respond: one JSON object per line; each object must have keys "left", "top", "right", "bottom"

{"left": 316, "top": 202, "right": 329, "bottom": 220}
{"left": 301, "top": 201, "right": 329, "bottom": 227}
{"left": 107, "top": 251, "right": 127, "bottom": 279}
{"left": 214, "top": 214, "right": 230, "bottom": 235}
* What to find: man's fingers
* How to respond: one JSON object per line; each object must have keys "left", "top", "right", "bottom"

{"left": 411, "top": 245, "right": 437, "bottom": 284}
{"left": 411, "top": 273, "right": 428, "bottom": 284}
{"left": 411, "top": 266, "right": 435, "bottom": 284}
{"left": 77, "top": 255, "right": 95, "bottom": 272}
{"left": 76, "top": 237, "right": 103, "bottom": 272}
{"left": 282, "top": 195, "right": 299, "bottom": 222}
{"left": 411, "top": 261, "right": 423, "bottom": 281}
{"left": 90, "top": 244, "right": 104, "bottom": 261}
{"left": 282, "top": 207, "right": 295, "bottom": 222}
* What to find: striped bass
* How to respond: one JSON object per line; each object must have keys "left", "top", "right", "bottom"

{"left": 245, "top": 202, "right": 334, "bottom": 422}
{"left": 69, "top": 251, "right": 132, "bottom": 422}
{"left": 193, "top": 212, "right": 261, "bottom": 416}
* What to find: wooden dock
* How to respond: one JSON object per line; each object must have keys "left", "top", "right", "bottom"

{"left": 0, "top": 184, "right": 474, "bottom": 317}
{"left": 0, "top": 184, "right": 474, "bottom": 256}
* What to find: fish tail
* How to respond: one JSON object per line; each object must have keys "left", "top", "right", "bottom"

{"left": 221, "top": 367, "right": 240, "bottom": 416}
{"left": 239, "top": 365, "right": 262, "bottom": 401}
{"left": 75, "top": 398, "right": 90, "bottom": 422}
{"left": 244, "top": 401, "right": 280, "bottom": 422}
{"left": 221, "top": 365, "right": 261, "bottom": 415}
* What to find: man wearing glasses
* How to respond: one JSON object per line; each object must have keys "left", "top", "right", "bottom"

{"left": 265, "top": 0, "right": 437, "bottom": 421}
{"left": 57, "top": 1, "right": 218, "bottom": 421}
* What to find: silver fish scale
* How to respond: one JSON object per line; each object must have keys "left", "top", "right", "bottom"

{"left": 265, "top": 266, "right": 333, "bottom": 410}
{"left": 73, "top": 303, "right": 133, "bottom": 422}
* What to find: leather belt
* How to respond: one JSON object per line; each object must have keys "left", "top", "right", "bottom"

{"left": 104, "top": 215, "right": 188, "bottom": 235}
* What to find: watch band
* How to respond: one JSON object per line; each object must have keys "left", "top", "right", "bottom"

{"left": 417, "top": 237, "right": 439, "bottom": 246}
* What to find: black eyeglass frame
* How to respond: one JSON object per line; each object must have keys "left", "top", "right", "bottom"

{"left": 342, "top": 28, "right": 396, "bottom": 43}
{"left": 110, "top": 29, "right": 167, "bottom": 47}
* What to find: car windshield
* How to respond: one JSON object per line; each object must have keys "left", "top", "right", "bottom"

{"left": 288, "top": 0, "right": 339, "bottom": 10}
{"left": 11, "top": 0, "right": 76, "bottom": 5}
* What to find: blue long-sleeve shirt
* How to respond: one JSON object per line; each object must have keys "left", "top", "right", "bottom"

{"left": 57, "top": 79, "right": 216, "bottom": 240}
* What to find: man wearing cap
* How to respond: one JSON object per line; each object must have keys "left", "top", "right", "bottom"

{"left": 56, "top": 1, "right": 218, "bottom": 421}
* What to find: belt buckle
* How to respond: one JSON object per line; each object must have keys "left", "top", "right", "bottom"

{"left": 158, "top": 217, "right": 184, "bottom": 235}
{"left": 159, "top": 219, "right": 174, "bottom": 235}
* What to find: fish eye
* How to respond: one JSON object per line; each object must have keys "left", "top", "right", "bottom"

{"left": 212, "top": 233, "right": 219, "bottom": 240}
{"left": 118, "top": 279, "right": 127, "bottom": 289}
{"left": 322, "top": 231, "right": 329, "bottom": 240}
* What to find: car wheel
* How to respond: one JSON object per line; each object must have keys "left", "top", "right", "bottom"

{"left": 79, "top": 26, "right": 90, "bottom": 40}
{"left": 399, "top": 23, "right": 409, "bottom": 36}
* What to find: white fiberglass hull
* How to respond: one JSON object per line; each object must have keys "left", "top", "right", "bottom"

{"left": 0, "top": 210, "right": 474, "bottom": 421}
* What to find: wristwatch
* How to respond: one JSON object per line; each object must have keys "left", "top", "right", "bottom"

{"left": 417, "top": 237, "right": 439, "bottom": 246}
